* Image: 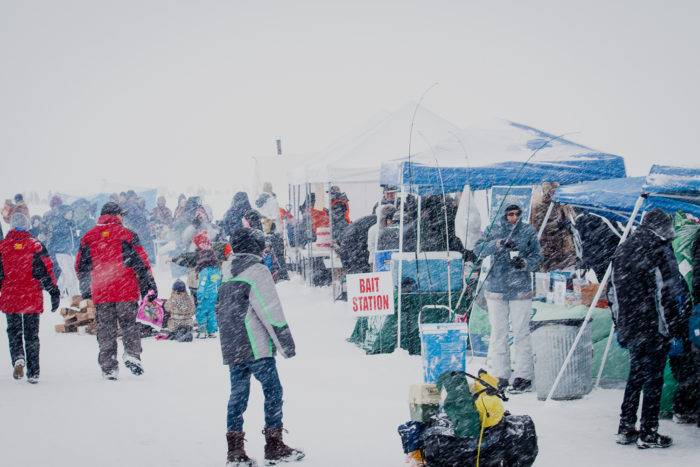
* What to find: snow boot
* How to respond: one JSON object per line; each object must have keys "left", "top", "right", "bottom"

{"left": 27, "top": 374, "right": 40, "bottom": 384}
{"left": 208, "top": 332, "right": 218, "bottom": 338}
{"left": 102, "top": 369, "right": 119, "bottom": 381}
{"left": 197, "top": 329, "right": 208, "bottom": 339}
{"left": 13, "top": 358, "right": 25, "bottom": 380}
{"left": 124, "top": 355, "right": 144, "bottom": 376}
{"left": 636, "top": 429, "right": 672, "bottom": 449}
{"left": 615, "top": 427, "right": 639, "bottom": 445}
{"left": 508, "top": 378, "right": 532, "bottom": 394}
{"left": 263, "top": 427, "right": 305, "bottom": 465}
{"left": 226, "top": 432, "right": 257, "bottom": 467}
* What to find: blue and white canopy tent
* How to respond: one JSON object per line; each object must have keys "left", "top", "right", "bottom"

{"left": 553, "top": 176, "right": 644, "bottom": 223}
{"left": 550, "top": 163, "right": 700, "bottom": 400}
{"left": 380, "top": 119, "right": 627, "bottom": 350}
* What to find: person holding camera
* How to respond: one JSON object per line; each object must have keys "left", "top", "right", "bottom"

{"left": 475, "top": 204, "right": 541, "bottom": 393}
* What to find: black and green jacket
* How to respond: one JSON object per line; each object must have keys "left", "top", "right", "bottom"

{"left": 216, "top": 253, "right": 296, "bottom": 365}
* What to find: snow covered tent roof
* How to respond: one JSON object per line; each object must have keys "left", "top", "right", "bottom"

{"left": 642, "top": 164, "right": 700, "bottom": 218}
{"left": 553, "top": 177, "right": 644, "bottom": 222}
{"left": 380, "top": 120, "right": 626, "bottom": 195}
{"left": 288, "top": 102, "right": 462, "bottom": 184}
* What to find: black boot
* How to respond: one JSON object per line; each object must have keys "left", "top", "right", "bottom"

{"left": 226, "top": 432, "right": 257, "bottom": 466}
{"left": 636, "top": 429, "right": 672, "bottom": 449}
{"left": 615, "top": 425, "right": 638, "bottom": 445}
{"left": 263, "top": 427, "right": 305, "bottom": 465}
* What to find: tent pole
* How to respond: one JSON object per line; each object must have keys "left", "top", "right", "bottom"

{"left": 397, "top": 184, "right": 406, "bottom": 351}
{"left": 416, "top": 195, "right": 422, "bottom": 253}
{"left": 545, "top": 195, "right": 644, "bottom": 402}
{"left": 537, "top": 201, "right": 554, "bottom": 241}
{"left": 328, "top": 182, "right": 336, "bottom": 301}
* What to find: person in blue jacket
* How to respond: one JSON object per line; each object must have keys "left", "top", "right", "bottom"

{"left": 474, "top": 204, "right": 541, "bottom": 394}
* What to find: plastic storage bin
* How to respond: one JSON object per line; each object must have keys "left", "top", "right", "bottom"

{"left": 530, "top": 318, "right": 592, "bottom": 400}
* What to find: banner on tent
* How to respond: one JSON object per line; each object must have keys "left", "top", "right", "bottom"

{"left": 490, "top": 186, "right": 533, "bottom": 223}
{"left": 347, "top": 271, "right": 395, "bottom": 317}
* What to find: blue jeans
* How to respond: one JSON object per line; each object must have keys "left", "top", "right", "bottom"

{"left": 227, "top": 358, "right": 283, "bottom": 432}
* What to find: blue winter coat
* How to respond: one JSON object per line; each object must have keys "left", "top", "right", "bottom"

{"left": 474, "top": 218, "right": 541, "bottom": 300}
{"left": 48, "top": 214, "right": 79, "bottom": 255}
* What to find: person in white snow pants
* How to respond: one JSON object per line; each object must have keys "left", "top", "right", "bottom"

{"left": 474, "top": 204, "right": 541, "bottom": 393}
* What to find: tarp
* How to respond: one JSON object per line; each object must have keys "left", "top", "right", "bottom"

{"left": 553, "top": 177, "right": 644, "bottom": 222}
{"left": 289, "top": 102, "right": 462, "bottom": 184}
{"left": 643, "top": 164, "right": 700, "bottom": 218}
{"left": 380, "top": 120, "right": 626, "bottom": 194}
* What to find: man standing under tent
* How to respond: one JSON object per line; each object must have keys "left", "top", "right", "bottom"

{"left": 76, "top": 202, "right": 158, "bottom": 380}
{"left": 611, "top": 209, "right": 689, "bottom": 448}
{"left": 474, "top": 204, "right": 541, "bottom": 393}
{"left": 530, "top": 182, "right": 577, "bottom": 271}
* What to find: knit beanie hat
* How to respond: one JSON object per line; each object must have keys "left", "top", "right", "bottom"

{"left": 193, "top": 230, "right": 212, "bottom": 250}
{"left": 172, "top": 280, "right": 187, "bottom": 293}
{"left": 642, "top": 208, "right": 674, "bottom": 241}
{"left": 230, "top": 228, "right": 265, "bottom": 255}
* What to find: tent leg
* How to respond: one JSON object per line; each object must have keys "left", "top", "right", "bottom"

{"left": 545, "top": 195, "right": 644, "bottom": 402}
{"left": 537, "top": 201, "right": 554, "bottom": 241}
{"left": 595, "top": 321, "right": 616, "bottom": 388}
{"left": 396, "top": 185, "right": 406, "bottom": 352}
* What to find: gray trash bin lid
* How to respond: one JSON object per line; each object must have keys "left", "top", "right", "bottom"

{"left": 530, "top": 318, "right": 585, "bottom": 332}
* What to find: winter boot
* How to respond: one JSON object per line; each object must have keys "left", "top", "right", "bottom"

{"left": 615, "top": 427, "right": 639, "bottom": 445}
{"left": 27, "top": 373, "right": 40, "bottom": 384}
{"left": 636, "top": 429, "right": 672, "bottom": 449}
{"left": 102, "top": 369, "right": 119, "bottom": 381}
{"left": 263, "top": 427, "right": 305, "bottom": 465}
{"left": 508, "top": 378, "right": 532, "bottom": 394}
{"left": 226, "top": 432, "right": 257, "bottom": 467}
{"left": 197, "top": 329, "right": 208, "bottom": 339}
{"left": 208, "top": 332, "right": 218, "bottom": 338}
{"left": 124, "top": 355, "right": 144, "bottom": 376}
{"left": 13, "top": 358, "right": 25, "bottom": 380}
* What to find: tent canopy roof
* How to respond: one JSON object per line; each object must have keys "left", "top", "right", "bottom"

{"left": 643, "top": 164, "right": 700, "bottom": 218}
{"left": 553, "top": 177, "right": 644, "bottom": 222}
{"left": 381, "top": 120, "right": 626, "bottom": 194}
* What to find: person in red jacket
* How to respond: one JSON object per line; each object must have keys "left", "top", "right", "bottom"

{"left": 0, "top": 212, "right": 60, "bottom": 384}
{"left": 75, "top": 202, "right": 157, "bottom": 380}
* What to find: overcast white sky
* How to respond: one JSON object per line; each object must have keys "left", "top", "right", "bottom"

{"left": 1, "top": 0, "right": 698, "bottom": 196}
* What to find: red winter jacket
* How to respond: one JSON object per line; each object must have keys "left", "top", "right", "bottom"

{"left": 75, "top": 215, "right": 157, "bottom": 304}
{"left": 0, "top": 229, "right": 57, "bottom": 314}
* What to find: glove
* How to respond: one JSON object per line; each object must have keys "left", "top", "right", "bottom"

{"left": 668, "top": 338, "right": 685, "bottom": 357}
{"left": 50, "top": 289, "right": 60, "bottom": 312}
{"left": 511, "top": 257, "right": 527, "bottom": 270}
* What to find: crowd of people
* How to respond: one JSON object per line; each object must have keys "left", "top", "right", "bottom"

{"left": 0, "top": 179, "right": 698, "bottom": 463}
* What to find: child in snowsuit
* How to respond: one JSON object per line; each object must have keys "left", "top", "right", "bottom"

{"left": 163, "top": 280, "right": 195, "bottom": 342}
{"left": 173, "top": 231, "right": 231, "bottom": 338}
{"left": 217, "top": 228, "right": 304, "bottom": 466}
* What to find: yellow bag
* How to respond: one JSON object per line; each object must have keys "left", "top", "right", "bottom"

{"left": 471, "top": 371, "right": 505, "bottom": 429}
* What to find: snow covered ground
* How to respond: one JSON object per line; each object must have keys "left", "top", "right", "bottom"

{"left": 0, "top": 262, "right": 697, "bottom": 466}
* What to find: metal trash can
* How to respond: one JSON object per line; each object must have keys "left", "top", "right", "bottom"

{"left": 530, "top": 318, "right": 592, "bottom": 400}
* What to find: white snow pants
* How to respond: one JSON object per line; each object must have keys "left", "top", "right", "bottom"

{"left": 55, "top": 253, "right": 80, "bottom": 298}
{"left": 486, "top": 297, "right": 534, "bottom": 381}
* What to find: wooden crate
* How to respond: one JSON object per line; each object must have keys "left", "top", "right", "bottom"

{"left": 55, "top": 324, "right": 78, "bottom": 333}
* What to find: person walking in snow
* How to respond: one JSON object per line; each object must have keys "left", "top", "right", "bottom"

{"left": 49, "top": 204, "right": 81, "bottom": 298}
{"left": 611, "top": 209, "right": 689, "bottom": 448}
{"left": 75, "top": 202, "right": 157, "bottom": 380}
{"left": 474, "top": 204, "right": 541, "bottom": 394}
{"left": 217, "top": 228, "right": 304, "bottom": 466}
{"left": 223, "top": 192, "right": 253, "bottom": 240}
{"left": 0, "top": 212, "right": 60, "bottom": 384}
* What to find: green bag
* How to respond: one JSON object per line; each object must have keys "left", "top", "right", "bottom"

{"left": 671, "top": 211, "right": 700, "bottom": 293}
{"left": 437, "top": 371, "right": 481, "bottom": 438}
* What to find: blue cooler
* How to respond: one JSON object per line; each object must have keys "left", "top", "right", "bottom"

{"left": 391, "top": 252, "right": 463, "bottom": 292}
{"left": 420, "top": 322, "right": 470, "bottom": 384}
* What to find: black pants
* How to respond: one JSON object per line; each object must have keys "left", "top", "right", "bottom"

{"left": 5, "top": 313, "right": 41, "bottom": 378}
{"left": 669, "top": 342, "right": 699, "bottom": 417}
{"left": 620, "top": 340, "right": 669, "bottom": 434}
